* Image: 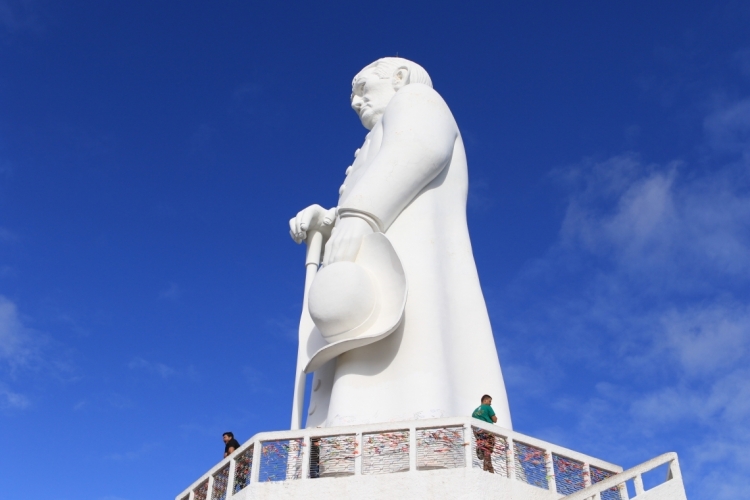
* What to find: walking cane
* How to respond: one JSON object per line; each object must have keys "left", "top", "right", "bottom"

{"left": 290, "top": 228, "right": 324, "bottom": 430}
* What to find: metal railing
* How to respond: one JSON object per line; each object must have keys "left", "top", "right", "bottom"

{"left": 176, "top": 416, "right": 625, "bottom": 500}
{"left": 310, "top": 434, "right": 356, "bottom": 477}
{"left": 561, "top": 452, "right": 684, "bottom": 500}
{"left": 231, "top": 445, "right": 252, "bottom": 494}
{"left": 417, "top": 426, "right": 465, "bottom": 471}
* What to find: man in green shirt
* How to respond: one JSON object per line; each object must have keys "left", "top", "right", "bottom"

{"left": 472, "top": 395, "right": 497, "bottom": 472}
{"left": 472, "top": 395, "right": 497, "bottom": 424}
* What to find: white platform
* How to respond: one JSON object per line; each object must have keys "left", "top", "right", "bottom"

{"left": 176, "top": 417, "right": 687, "bottom": 500}
{"left": 231, "top": 467, "right": 569, "bottom": 500}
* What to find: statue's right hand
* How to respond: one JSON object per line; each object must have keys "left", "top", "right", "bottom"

{"left": 289, "top": 205, "right": 336, "bottom": 244}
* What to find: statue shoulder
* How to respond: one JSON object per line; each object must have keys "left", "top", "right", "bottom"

{"left": 388, "top": 83, "right": 450, "bottom": 110}
{"left": 383, "top": 84, "right": 457, "bottom": 131}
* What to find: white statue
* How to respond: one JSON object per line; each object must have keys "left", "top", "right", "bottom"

{"left": 289, "top": 57, "right": 512, "bottom": 429}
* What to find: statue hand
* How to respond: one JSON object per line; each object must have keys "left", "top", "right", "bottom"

{"left": 289, "top": 205, "right": 336, "bottom": 244}
{"left": 322, "top": 217, "right": 373, "bottom": 266}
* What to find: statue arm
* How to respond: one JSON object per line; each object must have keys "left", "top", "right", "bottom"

{"left": 339, "top": 84, "right": 458, "bottom": 231}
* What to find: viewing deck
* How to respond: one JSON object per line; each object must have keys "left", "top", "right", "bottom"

{"left": 175, "top": 416, "right": 686, "bottom": 500}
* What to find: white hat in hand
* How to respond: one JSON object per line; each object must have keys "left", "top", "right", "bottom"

{"left": 304, "top": 233, "right": 407, "bottom": 373}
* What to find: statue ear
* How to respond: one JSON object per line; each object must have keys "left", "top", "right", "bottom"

{"left": 391, "top": 66, "right": 410, "bottom": 91}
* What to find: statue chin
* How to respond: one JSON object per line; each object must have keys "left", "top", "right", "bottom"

{"left": 358, "top": 110, "right": 380, "bottom": 130}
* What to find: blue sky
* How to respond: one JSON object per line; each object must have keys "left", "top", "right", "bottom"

{"left": 1, "top": 1, "right": 749, "bottom": 499}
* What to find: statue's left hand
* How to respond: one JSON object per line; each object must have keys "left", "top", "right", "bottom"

{"left": 322, "top": 217, "right": 373, "bottom": 266}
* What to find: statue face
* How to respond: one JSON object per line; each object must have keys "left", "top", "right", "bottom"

{"left": 351, "top": 67, "right": 397, "bottom": 130}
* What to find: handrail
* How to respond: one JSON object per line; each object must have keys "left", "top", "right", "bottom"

{"left": 176, "top": 416, "right": 628, "bottom": 500}
{"left": 561, "top": 452, "right": 681, "bottom": 500}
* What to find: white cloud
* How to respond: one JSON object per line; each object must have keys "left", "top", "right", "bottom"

{"left": 733, "top": 48, "right": 750, "bottom": 79}
{"left": 0, "top": 0, "right": 42, "bottom": 34}
{"left": 0, "top": 296, "right": 78, "bottom": 409}
{"left": 0, "top": 295, "right": 37, "bottom": 370}
{"left": 705, "top": 98, "right": 750, "bottom": 155}
{"left": 558, "top": 154, "right": 750, "bottom": 291}
{"left": 0, "top": 382, "right": 29, "bottom": 409}
{"left": 107, "top": 393, "right": 134, "bottom": 409}
{"left": 128, "top": 356, "right": 176, "bottom": 379}
{"left": 0, "top": 227, "right": 18, "bottom": 242}
{"left": 660, "top": 304, "right": 750, "bottom": 376}
{"left": 265, "top": 315, "right": 298, "bottom": 342}
{"left": 496, "top": 148, "right": 750, "bottom": 499}
{"left": 468, "top": 179, "right": 495, "bottom": 212}
{"left": 158, "top": 282, "right": 181, "bottom": 301}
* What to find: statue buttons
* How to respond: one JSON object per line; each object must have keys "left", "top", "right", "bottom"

{"left": 354, "top": 148, "right": 360, "bottom": 158}
{"left": 339, "top": 184, "right": 346, "bottom": 195}
{"left": 345, "top": 166, "right": 352, "bottom": 175}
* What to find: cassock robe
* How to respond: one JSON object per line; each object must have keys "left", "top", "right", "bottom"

{"left": 306, "top": 83, "right": 512, "bottom": 429}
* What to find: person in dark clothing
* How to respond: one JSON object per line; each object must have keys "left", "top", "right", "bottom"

{"left": 309, "top": 438, "right": 321, "bottom": 478}
{"left": 223, "top": 432, "right": 241, "bottom": 458}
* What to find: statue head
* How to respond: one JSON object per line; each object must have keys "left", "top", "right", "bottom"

{"left": 351, "top": 57, "right": 433, "bottom": 130}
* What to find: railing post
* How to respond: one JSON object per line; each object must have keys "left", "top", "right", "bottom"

{"left": 545, "top": 450, "right": 557, "bottom": 492}
{"left": 226, "top": 458, "right": 236, "bottom": 496}
{"left": 301, "top": 434, "right": 311, "bottom": 480}
{"left": 668, "top": 457, "right": 682, "bottom": 483}
{"left": 251, "top": 440, "right": 262, "bottom": 484}
{"left": 634, "top": 473, "right": 645, "bottom": 495}
{"left": 205, "top": 475, "right": 214, "bottom": 500}
{"left": 583, "top": 463, "right": 592, "bottom": 487}
{"left": 506, "top": 436, "right": 515, "bottom": 480}
{"left": 618, "top": 482, "right": 628, "bottom": 500}
{"left": 284, "top": 438, "right": 302, "bottom": 480}
{"left": 409, "top": 425, "right": 417, "bottom": 472}
{"left": 464, "top": 424, "right": 472, "bottom": 469}
{"left": 354, "top": 432, "right": 362, "bottom": 475}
